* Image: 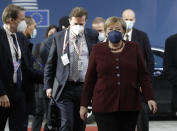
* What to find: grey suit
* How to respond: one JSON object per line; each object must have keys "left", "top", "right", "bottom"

{"left": 44, "top": 28, "right": 98, "bottom": 131}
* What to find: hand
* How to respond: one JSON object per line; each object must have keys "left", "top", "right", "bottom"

{"left": 80, "top": 106, "right": 88, "bottom": 121}
{"left": 0, "top": 95, "right": 10, "bottom": 108}
{"left": 148, "top": 100, "right": 157, "bottom": 114}
{"left": 139, "top": 87, "right": 142, "bottom": 93}
{"left": 46, "top": 88, "right": 52, "bottom": 98}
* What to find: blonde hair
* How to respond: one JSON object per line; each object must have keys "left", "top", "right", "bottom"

{"left": 25, "top": 16, "right": 35, "bottom": 26}
{"left": 92, "top": 17, "right": 105, "bottom": 25}
{"left": 2, "top": 4, "right": 25, "bottom": 24}
{"left": 104, "top": 16, "right": 126, "bottom": 34}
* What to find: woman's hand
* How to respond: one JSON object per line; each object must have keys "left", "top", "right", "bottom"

{"left": 148, "top": 100, "right": 157, "bottom": 114}
{"left": 80, "top": 106, "right": 88, "bottom": 121}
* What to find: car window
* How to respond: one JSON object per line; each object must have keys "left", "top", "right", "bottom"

{"left": 152, "top": 50, "right": 164, "bottom": 69}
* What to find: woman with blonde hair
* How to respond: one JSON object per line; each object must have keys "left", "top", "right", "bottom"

{"left": 80, "top": 16, "right": 157, "bottom": 131}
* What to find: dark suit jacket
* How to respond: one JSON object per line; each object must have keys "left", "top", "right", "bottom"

{"left": 33, "top": 43, "right": 43, "bottom": 70}
{"left": 81, "top": 41, "right": 154, "bottom": 112}
{"left": 0, "top": 27, "right": 43, "bottom": 102}
{"left": 132, "top": 28, "right": 154, "bottom": 76}
{"left": 40, "top": 35, "right": 55, "bottom": 65}
{"left": 163, "top": 34, "right": 177, "bottom": 110}
{"left": 44, "top": 28, "right": 98, "bottom": 100}
{"left": 163, "top": 34, "right": 177, "bottom": 86}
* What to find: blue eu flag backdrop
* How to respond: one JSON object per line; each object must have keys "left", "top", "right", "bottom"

{"left": 25, "top": 10, "right": 49, "bottom": 27}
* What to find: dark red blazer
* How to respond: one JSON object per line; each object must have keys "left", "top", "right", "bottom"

{"left": 81, "top": 41, "right": 154, "bottom": 113}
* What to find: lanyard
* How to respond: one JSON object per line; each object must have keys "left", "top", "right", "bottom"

{"left": 62, "top": 29, "right": 69, "bottom": 54}
{"left": 32, "top": 56, "right": 43, "bottom": 69}
{"left": 72, "top": 37, "right": 84, "bottom": 56}
{"left": 62, "top": 29, "right": 84, "bottom": 56}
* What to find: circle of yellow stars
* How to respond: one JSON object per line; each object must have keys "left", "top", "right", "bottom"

{"left": 30, "top": 12, "right": 43, "bottom": 24}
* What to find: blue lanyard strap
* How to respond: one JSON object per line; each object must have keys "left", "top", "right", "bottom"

{"left": 32, "top": 56, "right": 43, "bottom": 69}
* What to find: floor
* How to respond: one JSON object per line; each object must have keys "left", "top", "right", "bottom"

{"left": 5, "top": 120, "right": 177, "bottom": 131}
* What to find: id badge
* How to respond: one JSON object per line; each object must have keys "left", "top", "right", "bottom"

{"left": 78, "top": 60, "right": 84, "bottom": 71}
{"left": 14, "top": 61, "right": 20, "bottom": 72}
{"left": 61, "top": 54, "right": 70, "bottom": 66}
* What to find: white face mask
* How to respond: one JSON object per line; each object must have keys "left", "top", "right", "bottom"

{"left": 31, "top": 28, "right": 37, "bottom": 39}
{"left": 70, "top": 25, "right": 84, "bottom": 36}
{"left": 125, "top": 20, "right": 134, "bottom": 30}
{"left": 98, "top": 32, "right": 106, "bottom": 42}
{"left": 17, "top": 20, "right": 27, "bottom": 33}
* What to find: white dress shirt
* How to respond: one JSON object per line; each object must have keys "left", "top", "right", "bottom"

{"left": 3, "top": 24, "right": 22, "bottom": 83}
{"left": 124, "top": 29, "right": 133, "bottom": 41}
{"left": 68, "top": 31, "right": 89, "bottom": 82}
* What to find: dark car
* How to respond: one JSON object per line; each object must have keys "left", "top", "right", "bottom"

{"left": 86, "top": 47, "right": 177, "bottom": 123}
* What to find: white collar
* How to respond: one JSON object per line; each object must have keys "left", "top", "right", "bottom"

{"left": 126, "top": 29, "right": 133, "bottom": 36}
{"left": 3, "top": 24, "right": 16, "bottom": 36}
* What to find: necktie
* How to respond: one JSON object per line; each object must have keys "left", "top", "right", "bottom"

{"left": 71, "top": 38, "right": 80, "bottom": 82}
{"left": 126, "top": 34, "right": 129, "bottom": 41}
{"left": 11, "top": 34, "right": 22, "bottom": 88}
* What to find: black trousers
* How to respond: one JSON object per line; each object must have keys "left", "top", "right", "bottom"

{"left": 56, "top": 82, "right": 85, "bottom": 131}
{"left": 0, "top": 88, "right": 26, "bottom": 131}
{"left": 94, "top": 111, "right": 139, "bottom": 131}
{"left": 137, "top": 103, "right": 149, "bottom": 131}
{"left": 31, "top": 84, "right": 49, "bottom": 131}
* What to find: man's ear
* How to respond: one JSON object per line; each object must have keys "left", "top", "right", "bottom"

{"left": 8, "top": 18, "right": 14, "bottom": 24}
{"left": 134, "top": 18, "right": 136, "bottom": 24}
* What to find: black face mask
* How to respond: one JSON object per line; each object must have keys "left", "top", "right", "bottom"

{"left": 108, "top": 30, "right": 122, "bottom": 44}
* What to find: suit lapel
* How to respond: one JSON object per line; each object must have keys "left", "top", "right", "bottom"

{"left": 16, "top": 33, "right": 24, "bottom": 55}
{"left": 84, "top": 29, "right": 92, "bottom": 54}
{"left": 2, "top": 29, "right": 13, "bottom": 66}
{"left": 131, "top": 28, "right": 137, "bottom": 42}
{"left": 62, "top": 29, "right": 70, "bottom": 73}
{"left": 65, "top": 29, "right": 70, "bottom": 57}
